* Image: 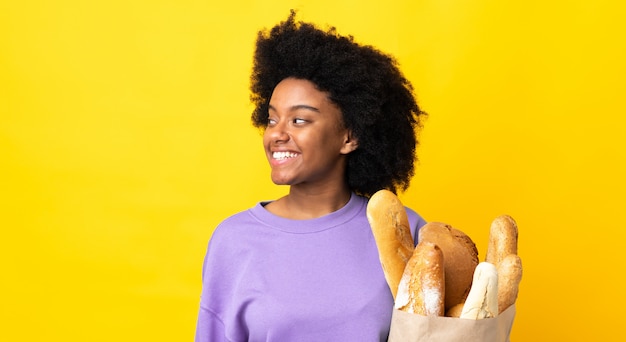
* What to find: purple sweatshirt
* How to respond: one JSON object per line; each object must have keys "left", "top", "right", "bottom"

{"left": 195, "top": 193, "right": 426, "bottom": 342}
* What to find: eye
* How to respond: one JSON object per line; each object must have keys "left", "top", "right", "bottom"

{"left": 266, "top": 117, "right": 277, "bottom": 127}
{"left": 293, "top": 118, "right": 307, "bottom": 125}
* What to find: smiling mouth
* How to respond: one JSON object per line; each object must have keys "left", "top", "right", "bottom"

{"left": 272, "top": 151, "right": 299, "bottom": 160}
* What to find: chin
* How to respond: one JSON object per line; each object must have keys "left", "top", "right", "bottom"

{"left": 270, "top": 175, "right": 293, "bottom": 186}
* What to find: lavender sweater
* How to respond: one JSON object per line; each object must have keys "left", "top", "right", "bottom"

{"left": 195, "top": 193, "right": 426, "bottom": 342}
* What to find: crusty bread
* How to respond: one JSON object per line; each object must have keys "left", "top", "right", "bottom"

{"left": 460, "top": 262, "right": 499, "bottom": 319}
{"left": 394, "top": 241, "right": 445, "bottom": 316}
{"left": 485, "top": 214, "right": 522, "bottom": 313}
{"left": 497, "top": 254, "right": 522, "bottom": 313}
{"left": 418, "top": 222, "right": 479, "bottom": 311}
{"left": 445, "top": 302, "right": 465, "bottom": 317}
{"left": 485, "top": 215, "right": 518, "bottom": 266}
{"left": 367, "top": 189, "right": 415, "bottom": 300}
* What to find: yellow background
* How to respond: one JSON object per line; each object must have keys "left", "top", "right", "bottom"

{"left": 2, "top": 0, "right": 625, "bottom": 341}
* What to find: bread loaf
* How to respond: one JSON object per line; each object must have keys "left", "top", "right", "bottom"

{"left": 485, "top": 215, "right": 518, "bottom": 266}
{"left": 394, "top": 241, "right": 445, "bottom": 316}
{"left": 460, "top": 262, "right": 499, "bottom": 319}
{"left": 445, "top": 302, "right": 465, "bottom": 318}
{"left": 497, "top": 254, "right": 522, "bottom": 313}
{"left": 418, "top": 222, "right": 479, "bottom": 311}
{"left": 367, "top": 189, "right": 415, "bottom": 300}
{"left": 485, "top": 214, "right": 522, "bottom": 313}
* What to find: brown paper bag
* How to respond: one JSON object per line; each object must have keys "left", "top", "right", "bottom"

{"left": 388, "top": 305, "right": 516, "bottom": 342}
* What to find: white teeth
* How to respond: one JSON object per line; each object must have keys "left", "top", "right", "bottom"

{"left": 272, "top": 151, "right": 298, "bottom": 160}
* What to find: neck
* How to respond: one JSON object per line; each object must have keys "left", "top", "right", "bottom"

{"left": 268, "top": 183, "right": 352, "bottom": 220}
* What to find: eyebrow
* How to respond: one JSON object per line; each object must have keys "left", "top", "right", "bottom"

{"left": 268, "top": 104, "right": 321, "bottom": 113}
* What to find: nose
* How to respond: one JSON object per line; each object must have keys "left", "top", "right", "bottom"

{"left": 265, "top": 120, "right": 290, "bottom": 143}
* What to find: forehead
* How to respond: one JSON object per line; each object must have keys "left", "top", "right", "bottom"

{"left": 269, "top": 78, "right": 335, "bottom": 109}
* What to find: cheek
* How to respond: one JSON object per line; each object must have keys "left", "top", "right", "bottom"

{"left": 262, "top": 131, "right": 272, "bottom": 147}
{"left": 320, "top": 129, "right": 348, "bottom": 149}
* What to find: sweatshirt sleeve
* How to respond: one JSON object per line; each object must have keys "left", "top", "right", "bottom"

{"left": 194, "top": 305, "right": 228, "bottom": 342}
{"left": 194, "top": 237, "right": 230, "bottom": 342}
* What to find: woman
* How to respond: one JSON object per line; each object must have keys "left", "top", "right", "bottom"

{"left": 195, "top": 11, "right": 427, "bottom": 341}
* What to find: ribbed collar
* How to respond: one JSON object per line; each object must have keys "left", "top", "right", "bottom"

{"left": 249, "top": 193, "right": 367, "bottom": 234}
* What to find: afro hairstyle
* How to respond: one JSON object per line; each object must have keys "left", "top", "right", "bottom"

{"left": 250, "top": 11, "right": 426, "bottom": 197}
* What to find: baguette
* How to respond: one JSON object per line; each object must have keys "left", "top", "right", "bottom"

{"left": 367, "top": 189, "right": 415, "bottom": 300}
{"left": 485, "top": 214, "right": 522, "bottom": 313}
{"left": 394, "top": 241, "right": 445, "bottom": 316}
{"left": 459, "top": 262, "right": 498, "bottom": 319}
{"left": 445, "top": 303, "right": 465, "bottom": 317}
{"left": 418, "top": 222, "right": 479, "bottom": 311}
{"left": 485, "top": 215, "right": 518, "bottom": 266}
{"left": 497, "top": 254, "right": 522, "bottom": 313}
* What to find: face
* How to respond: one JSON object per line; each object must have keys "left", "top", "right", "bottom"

{"left": 263, "top": 78, "right": 358, "bottom": 188}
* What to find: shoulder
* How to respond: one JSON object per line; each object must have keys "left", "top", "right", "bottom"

{"left": 201, "top": 205, "right": 268, "bottom": 279}
{"left": 405, "top": 206, "right": 427, "bottom": 228}
{"left": 210, "top": 202, "right": 267, "bottom": 238}
{"left": 404, "top": 206, "right": 427, "bottom": 245}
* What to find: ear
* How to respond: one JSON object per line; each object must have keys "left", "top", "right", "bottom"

{"left": 340, "top": 130, "right": 359, "bottom": 154}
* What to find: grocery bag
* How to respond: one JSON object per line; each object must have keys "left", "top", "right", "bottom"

{"left": 388, "top": 305, "right": 516, "bottom": 342}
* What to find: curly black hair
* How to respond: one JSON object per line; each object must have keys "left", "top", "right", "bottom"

{"left": 250, "top": 11, "right": 426, "bottom": 197}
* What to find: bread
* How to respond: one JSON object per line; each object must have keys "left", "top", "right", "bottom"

{"left": 445, "top": 303, "right": 465, "bottom": 318}
{"left": 418, "top": 222, "right": 479, "bottom": 311}
{"left": 485, "top": 214, "right": 522, "bottom": 313}
{"left": 394, "top": 241, "right": 445, "bottom": 316}
{"left": 460, "top": 262, "right": 499, "bottom": 319}
{"left": 485, "top": 215, "right": 518, "bottom": 266}
{"left": 367, "top": 189, "right": 415, "bottom": 299}
{"left": 497, "top": 254, "right": 522, "bottom": 313}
